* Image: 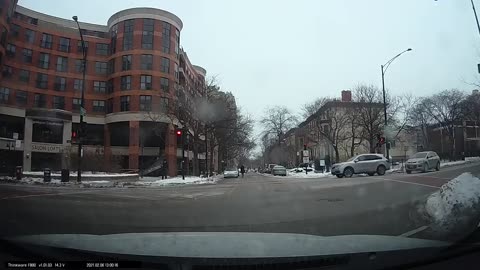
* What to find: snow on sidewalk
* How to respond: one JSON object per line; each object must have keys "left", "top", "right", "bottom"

{"left": 423, "top": 172, "right": 480, "bottom": 238}
{"left": 440, "top": 157, "right": 480, "bottom": 168}
{"left": 134, "top": 175, "right": 219, "bottom": 187}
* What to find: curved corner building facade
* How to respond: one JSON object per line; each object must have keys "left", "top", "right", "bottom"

{"left": 0, "top": 0, "right": 211, "bottom": 176}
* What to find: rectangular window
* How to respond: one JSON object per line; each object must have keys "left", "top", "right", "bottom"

{"left": 0, "top": 26, "right": 6, "bottom": 47}
{"left": 140, "top": 54, "right": 153, "bottom": 70}
{"left": 160, "top": 97, "right": 169, "bottom": 113}
{"left": 93, "top": 81, "right": 107, "bottom": 93}
{"left": 56, "top": 56, "right": 68, "bottom": 72}
{"left": 72, "top": 98, "right": 81, "bottom": 111}
{"left": 36, "top": 73, "right": 48, "bottom": 89}
{"left": 25, "top": 29, "right": 35, "bottom": 43}
{"left": 122, "top": 55, "right": 132, "bottom": 71}
{"left": 6, "top": 43, "right": 15, "bottom": 57}
{"left": 162, "top": 22, "right": 171, "bottom": 53}
{"left": 74, "top": 79, "right": 83, "bottom": 91}
{"left": 54, "top": 77, "right": 66, "bottom": 91}
{"left": 74, "top": 59, "right": 86, "bottom": 72}
{"left": 58, "top": 37, "right": 70, "bottom": 52}
{"left": 38, "top": 53, "right": 50, "bottom": 69}
{"left": 77, "top": 40, "right": 88, "bottom": 54}
{"left": 95, "top": 61, "right": 107, "bottom": 74}
{"left": 2, "top": 65, "right": 12, "bottom": 78}
{"left": 22, "top": 48, "right": 32, "bottom": 63}
{"left": 160, "top": 77, "right": 169, "bottom": 92}
{"left": 10, "top": 24, "right": 19, "bottom": 37}
{"left": 175, "top": 29, "right": 180, "bottom": 56}
{"left": 124, "top": 19, "right": 134, "bottom": 33}
{"left": 40, "top": 33, "right": 53, "bottom": 49}
{"left": 140, "top": 75, "right": 152, "bottom": 90}
{"left": 96, "top": 43, "right": 109, "bottom": 55}
{"left": 123, "top": 19, "right": 134, "bottom": 51}
{"left": 108, "top": 59, "right": 115, "bottom": 74}
{"left": 16, "top": 90, "right": 27, "bottom": 105}
{"left": 34, "top": 94, "right": 46, "bottom": 108}
{"left": 120, "top": 75, "right": 131, "bottom": 90}
{"left": 120, "top": 95, "right": 130, "bottom": 111}
{"left": 142, "top": 18, "right": 154, "bottom": 49}
{"left": 93, "top": 100, "right": 105, "bottom": 112}
{"left": 19, "top": 69, "right": 30, "bottom": 82}
{"left": 0, "top": 87, "right": 10, "bottom": 104}
{"left": 107, "top": 79, "right": 113, "bottom": 93}
{"left": 53, "top": 96, "right": 65, "bottom": 109}
{"left": 106, "top": 98, "right": 113, "bottom": 113}
{"left": 28, "top": 17, "right": 38, "bottom": 25}
{"left": 139, "top": 95, "right": 152, "bottom": 111}
{"left": 160, "top": 57, "right": 170, "bottom": 73}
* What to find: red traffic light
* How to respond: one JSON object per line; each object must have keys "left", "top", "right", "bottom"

{"left": 72, "top": 131, "right": 77, "bottom": 138}
{"left": 380, "top": 137, "right": 386, "bottom": 144}
{"left": 176, "top": 130, "right": 182, "bottom": 136}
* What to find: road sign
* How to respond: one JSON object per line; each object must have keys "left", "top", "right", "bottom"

{"left": 320, "top": 159, "right": 325, "bottom": 166}
{"left": 303, "top": 150, "right": 309, "bottom": 157}
{"left": 303, "top": 157, "right": 309, "bottom": 163}
{"left": 80, "top": 107, "right": 86, "bottom": 116}
{"left": 13, "top": 133, "right": 18, "bottom": 139}
{"left": 15, "top": 140, "right": 21, "bottom": 148}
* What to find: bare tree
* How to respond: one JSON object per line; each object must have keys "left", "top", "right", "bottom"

{"left": 421, "top": 89, "right": 467, "bottom": 160}
{"left": 260, "top": 106, "right": 298, "bottom": 144}
{"left": 309, "top": 102, "right": 350, "bottom": 163}
{"left": 352, "top": 84, "right": 385, "bottom": 153}
{"left": 301, "top": 97, "right": 331, "bottom": 119}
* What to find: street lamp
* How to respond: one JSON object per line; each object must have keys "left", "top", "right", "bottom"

{"left": 72, "top": 16, "right": 87, "bottom": 182}
{"left": 381, "top": 48, "right": 412, "bottom": 162}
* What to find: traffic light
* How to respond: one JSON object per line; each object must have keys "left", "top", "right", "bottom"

{"left": 176, "top": 130, "right": 182, "bottom": 137}
{"left": 79, "top": 122, "right": 87, "bottom": 137}
{"left": 303, "top": 144, "right": 307, "bottom": 150}
{"left": 380, "top": 137, "right": 386, "bottom": 145}
{"left": 71, "top": 130, "right": 78, "bottom": 144}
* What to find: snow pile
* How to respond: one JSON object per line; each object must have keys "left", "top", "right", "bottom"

{"left": 285, "top": 172, "right": 332, "bottom": 178}
{"left": 133, "top": 176, "right": 219, "bottom": 187}
{"left": 23, "top": 171, "right": 138, "bottom": 177}
{"left": 440, "top": 157, "right": 480, "bottom": 168}
{"left": 423, "top": 173, "right": 480, "bottom": 239}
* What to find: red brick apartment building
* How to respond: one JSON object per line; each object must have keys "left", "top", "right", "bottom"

{"left": 0, "top": 0, "right": 209, "bottom": 175}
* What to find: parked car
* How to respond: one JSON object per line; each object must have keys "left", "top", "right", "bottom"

{"left": 265, "top": 164, "right": 277, "bottom": 174}
{"left": 224, "top": 168, "right": 240, "bottom": 178}
{"left": 272, "top": 165, "right": 287, "bottom": 176}
{"left": 405, "top": 151, "right": 440, "bottom": 174}
{"left": 289, "top": 167, "right": 313, "bottom": 173}
{"left": 331, "top": 154, "right": 390, "bottom": 178}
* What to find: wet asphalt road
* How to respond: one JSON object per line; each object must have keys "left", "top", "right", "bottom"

{"left": 0, "top": 163, "right": 479, "bottom": 240}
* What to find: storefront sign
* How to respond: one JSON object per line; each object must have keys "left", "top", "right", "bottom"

{"left": 31, "top": 143, "right": 63, "bottom": 153}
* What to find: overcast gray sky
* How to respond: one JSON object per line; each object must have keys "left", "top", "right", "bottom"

{"left": 19, "top": 0, "right": 480, "bottom": 137}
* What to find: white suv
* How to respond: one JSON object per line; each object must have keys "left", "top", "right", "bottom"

{"left": 406, "top": 151, "right": 440, "bottom": 174}
{"left": 331, "top": 154, "right": 390, "bottom": 178}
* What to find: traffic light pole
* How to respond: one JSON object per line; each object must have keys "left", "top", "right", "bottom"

{"left": 73, "top": 16, "right": 86, "bottom": 183}
{"left": 182, "top": 127, "right": 185, "bottom": 180}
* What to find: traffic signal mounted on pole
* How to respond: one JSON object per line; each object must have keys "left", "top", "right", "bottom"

{"left": 304, "top": 144, "right": 307, "bottom": 150}
{"left": 176, "top": 130, "right": 182, "bottom": 137}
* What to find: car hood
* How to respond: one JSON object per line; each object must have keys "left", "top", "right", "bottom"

{"left": 4, "top": 232, "right": 449, "bottom": 258}
{"left": 407, "top": 158, "right": 425, "bottom": 163}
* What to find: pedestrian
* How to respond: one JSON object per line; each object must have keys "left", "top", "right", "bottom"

{"left": 240, "top": 165, "right": 245, "bottom": 178}
{"left": 162, "top": 159, "right": 168, "bottom": 179}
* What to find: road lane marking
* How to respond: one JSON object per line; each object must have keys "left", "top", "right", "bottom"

{"left": 399, "top": 225, "right": 429, "bottom": 237}
{"left": 380, "top": 178, "right": 440, "bottom": 189}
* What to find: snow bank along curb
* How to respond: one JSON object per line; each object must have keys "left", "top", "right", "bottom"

{"left": 0, "top": 175, "right": 219, "bottom": 188}
{"left": 419, "top": 172, "right": 480, "bottom": 240}
{"left": 22, "top": 171, "right": 139, "bottom": 182}
{"left": 440, "top": 156, "right": 480, "bottom": 168}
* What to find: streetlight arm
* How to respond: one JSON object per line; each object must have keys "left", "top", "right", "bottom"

{"left": 382, "top": 48, "right": 412, "bottom": 75}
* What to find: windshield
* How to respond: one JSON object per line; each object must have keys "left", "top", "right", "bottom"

{"left": 1, "top": 0, "right": 480, "bottom": 265}
{"left": 347, "top": 156, "right": 358, "bottom": 162}
{"left": 411, "top": 152, "right": 428, "bottom": 159}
